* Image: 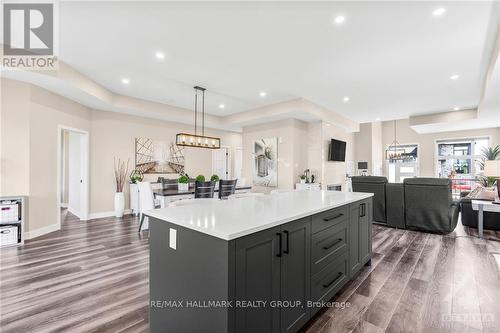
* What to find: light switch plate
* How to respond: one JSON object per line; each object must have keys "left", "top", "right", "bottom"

{"left": 169, "top": 228, "right": 177, "bottom": 250}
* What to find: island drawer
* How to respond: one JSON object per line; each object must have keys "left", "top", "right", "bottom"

{"left": 311, "top": 251, "right": 348, "bottom": 304}
{"left": 311, "top": 220, "right": 348, "bottom": 275}
{"left": 311, "top": 206, "right": 348, "bottom": 234}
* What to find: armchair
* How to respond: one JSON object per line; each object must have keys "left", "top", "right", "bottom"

{"left": 403, "top": 178, "right": 459, "bottom": 233}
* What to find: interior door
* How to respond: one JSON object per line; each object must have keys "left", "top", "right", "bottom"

{"left": 212, "top": 147, "right": 229, "bottom": 180}
{"left": 234, "top": 147, "right": 243, "bottom": 180}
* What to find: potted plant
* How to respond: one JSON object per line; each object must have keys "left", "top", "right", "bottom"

{"left": 195, "top": 174, "right": 206, "bottom": 183}
{"left": 129, "top": 169, "right": 144, "bottom": 183}
{"left": 113, "top": 158, "right": 129, "bottom": 218}
{"left": 178, "top": 174, "right": 189, "bottom": 191}
{"left": 477, "top": 145, "right": 500, "bottom": 187}
{"left": 299, "top": 174, "right": 306, "bottom": 184}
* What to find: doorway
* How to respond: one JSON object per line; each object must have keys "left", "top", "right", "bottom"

{"left": 57, "top": 126, "right": 89, "bottom": 226}
{"left": 212, "top": 147, "right": 231, "bottom": 180}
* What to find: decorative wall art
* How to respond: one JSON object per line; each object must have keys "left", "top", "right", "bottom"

{"left": 253, "top": 137, "right": 278, "bottom": 187}
{"left": 135, "top": 137, "right": 185, "bottom": 174}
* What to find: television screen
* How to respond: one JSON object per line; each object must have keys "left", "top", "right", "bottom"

{"left": 328, "top": 139, "right": 346, "bottom": 161}
{"left": 358, "top": 162, "right": 368, "bottom": 170}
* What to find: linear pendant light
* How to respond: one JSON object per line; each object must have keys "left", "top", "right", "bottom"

{"left": 176, "top": 86, "right": 221, "bottom": 149}
{"left": 387, "top": 120, "right": 402, "bottom": 161}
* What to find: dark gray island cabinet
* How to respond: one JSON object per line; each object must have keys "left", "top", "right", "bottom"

{"left": 147, "top": 191, "right": 373, "bottom": 333}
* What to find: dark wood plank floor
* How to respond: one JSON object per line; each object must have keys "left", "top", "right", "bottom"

{"left": 1, "top": 210, "right": 500, "bottom": 332}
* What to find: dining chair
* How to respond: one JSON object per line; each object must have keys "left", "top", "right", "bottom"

{"left": 161, "top": 178, "right": 178, "bottom": 189}
{"left": 137, "top": 181, "right": 160, "bottom": 232}
{"left": 218, "top": 179, "right": 238, "bottom": 199}
{"left": 228, "top": 192, "right": 264, "bottom": 199}
{"left": 195, "top": 181, "right": 216, "bottom": 198}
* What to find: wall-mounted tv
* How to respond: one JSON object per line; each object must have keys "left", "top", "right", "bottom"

{"left": 328, "top": 139, "right": 346, "bottom": 162}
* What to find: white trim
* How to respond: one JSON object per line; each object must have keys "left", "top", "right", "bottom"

{"left": 88, "top": 209, "right": 133, "bottom": 220}
{"left": 57, "top": 125, "right": 90, "bottom": 228}
{"left": 67, "top": 205, "right": 81, "bottom": 219}
{"left": 24, "top": 223, "right": 60, "bottom": 240}
{"left": 60, "top": 202, "right": 68, "bottom": 208}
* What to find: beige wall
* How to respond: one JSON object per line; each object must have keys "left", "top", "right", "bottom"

{"left": 380, "top": 119, "right": 500, "bottom": 177}
{"left": 242, "top": 119, "right": 355, "bottom": 192}
{"left": 1, "top": 79, "right": 242, "bottom": 236}
{"left": 62, "top": 131, "right": 70, "bottom": 204}
{"left": 242, "top": 119, "right": 301, "bottom": 192}
{"left": 89, "top": 111, "right": 242, "bottom": 213}
{"left": 1, "top": 79, "right": 31, "bottom": 196}
{"left": 354, "top": 123, "right": 373, "bottom": 174}
{"left": 371, "top": 121, "right": 383, "bottom": 176}
{"left": 1, "top": 80, "right": 92, "bottom": 236}
{"left": 27, "top": 85, "right": 92, "bottom": 234}
{"left": 321, "top": 122, "right": 356, "bottom": 187}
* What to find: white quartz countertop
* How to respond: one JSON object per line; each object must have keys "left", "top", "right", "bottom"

{"left": 145, "top": 190, "right": 373, "bottom": 240}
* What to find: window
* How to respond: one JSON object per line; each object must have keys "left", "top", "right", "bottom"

{"left": 436, "top": 138, "right": 489, "bottom": 179}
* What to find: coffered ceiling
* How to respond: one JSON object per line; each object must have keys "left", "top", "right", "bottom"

{"left": 2, "top": 1, "right": 499, "bottom": 127}
{"left": 56, "top": 1, "right": 498, "bottom": 122}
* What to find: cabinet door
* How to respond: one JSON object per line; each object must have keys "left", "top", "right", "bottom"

{"left": 359, "top": 200, "right": 372, "bottom": 264}
{"left": 348, "top": 204, "right": 361, "bottom": 277}
{"left": 235, "top": 226, "right": 281, "bottom": 333}
{"left": 280, "top": 218, "right": 311, "bottom": 333}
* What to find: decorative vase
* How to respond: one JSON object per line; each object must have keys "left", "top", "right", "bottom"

{"left": 114, "top": 192, "right": 125, "bottom": 217}
{"left": 300, "top": 179, "right": 306, "bottom": 184}
{"left": 178, "top": 183, "right": 189, "bottom": 192}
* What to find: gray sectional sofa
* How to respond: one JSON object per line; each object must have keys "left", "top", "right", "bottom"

{"left": 351, "top": 176, "right": 459, "bottom": 234}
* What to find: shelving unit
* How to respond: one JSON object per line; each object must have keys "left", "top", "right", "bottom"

{"left": 0, "top": 196, "right": 26, "bottom": 247}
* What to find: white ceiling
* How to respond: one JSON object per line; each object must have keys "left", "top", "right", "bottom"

{"left": 19, "top": 2, "right": 500, "bottom": 122}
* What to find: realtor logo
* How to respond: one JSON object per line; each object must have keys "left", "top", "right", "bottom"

{"left": 2, "top": 2, "right": 57, "bottom": 69}
{"left": 3, "top": 3, "right": 54, "bottom": 55}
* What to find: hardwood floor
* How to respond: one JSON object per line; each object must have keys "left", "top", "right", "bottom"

{"left": 1, "top": 211, "right": 500, "bottom": 333}
{"left": 0, "top": 210, "right": 149, "bottom": 333}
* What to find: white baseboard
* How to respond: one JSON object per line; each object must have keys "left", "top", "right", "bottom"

{"left": 88, "top": 209, "right": 133, "bottom": 220}
{"left": 24, "top": 223, "right": 61, "bottom": 240}
{"left": 67, "top": 205, "right": 82, "bottom": 219}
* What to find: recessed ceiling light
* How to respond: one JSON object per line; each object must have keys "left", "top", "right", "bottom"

{"left": 343, "top": 96, "right": 350, "bottom": 103}
{"left": 219, "top": 104, "right": 225, "bottom": 109}
{"left": 334, "top": 16, "right": 345, "bottom": 24}
{"left": 155, "top": 51, "right": 165, "bottom": 60}
{"left": 259, "top": 91, "right": 267, "bottom": 97}
{"left": 450, "top": 74, "right": 460, "bottom": 80}
{"left": 121, "top": 78, "right": 130, "bottom": 84}
{"left": 453, "top": 107, "right": 460, "bottom": 111}
{"left": 432, "top": 8, "right": 446, "bottom": 16}
{"left": 376, "top": 117, "right": 381, "bottom": 121}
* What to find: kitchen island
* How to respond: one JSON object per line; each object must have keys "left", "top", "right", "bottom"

{"left": 146, "top": 190, "right": 373, "bottom": 333}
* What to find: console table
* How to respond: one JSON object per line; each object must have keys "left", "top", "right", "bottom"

{"left": 471, "top": 200, "right": 500, "bottom": 238}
